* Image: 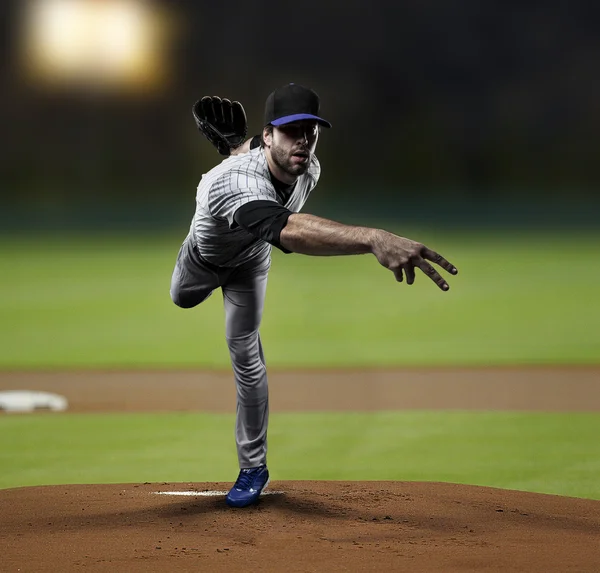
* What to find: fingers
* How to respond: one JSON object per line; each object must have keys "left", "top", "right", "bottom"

{"left": 422, "top": 247, "right": 458, "bottom": 275}
{"left": 403, "top": 264, "right": 416, "bottom": 285}
{"left": 199, "top": 96, "right": 225, "bottom": 124}
{"left": 393, "top": 267, "right": 404, "bottom": 282}
{"left": 221, "top": 98, "right": 233, "bottom": 126}
{"left": 417, "top": 259, "right": 450, "bottom": 291}
{"left": 211, "top": 96, "right": 224, "bottom": 124}
{"left": 232, "top": 100, "right": 247, "bottom": 135}
{"left": 196, "top": 97, "right": 245, "bottom": 137}
{"left": 192, "top": 99, "right": 205, "bottom": 125}
{"left": 200, "top": 96, "right": 215, "bottom": 123}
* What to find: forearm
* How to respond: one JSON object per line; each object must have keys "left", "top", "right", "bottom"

{"left": 238, "top": 206, "right": 458, "bottom": 291}
{"left": 279, "top": 213, "right": 378, "bottom": 256}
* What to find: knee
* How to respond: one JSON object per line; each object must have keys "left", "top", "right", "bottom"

{"left": 170, "top": 287, "right": 204, "bottom": 309}
{"left": 170, "top": 286, "right": 187, "bottom": 308}
{"left": 170, "top": 268, "right": 192, "bottom": 308}
{"left": 226, "top": 335, "right": 264, "bottom": 371}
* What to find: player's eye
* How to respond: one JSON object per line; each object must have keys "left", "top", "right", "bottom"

{"left": 280, "top": 125, "right": 300, "bottom": 136}
{"left": 280, "top": 122, "right": 318, "bottom": 140}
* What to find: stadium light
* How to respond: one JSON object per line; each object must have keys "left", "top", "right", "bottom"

{"left": 19, "top": 0, "right": 174, "bottom": 93}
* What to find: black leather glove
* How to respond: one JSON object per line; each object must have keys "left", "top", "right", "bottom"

{"left": 192, "top": 96, "right": 247, "bottom": 156}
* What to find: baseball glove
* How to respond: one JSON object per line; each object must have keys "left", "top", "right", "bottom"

{"left": 192, "top": 96, "right": 247, "bottom": 156}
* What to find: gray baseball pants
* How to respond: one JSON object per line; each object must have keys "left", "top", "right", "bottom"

{"left": 170, "top": 236, "right": 270, "bottom": 469}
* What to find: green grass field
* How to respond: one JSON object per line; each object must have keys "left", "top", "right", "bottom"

{"left": 1, "top": 231, "right": 598, "bottom": 499}
{"left": 1, "top": 410, "right": 599, "bottom": 499}
{"left": 1, "top": 231, "right": 599, "bottom": 368}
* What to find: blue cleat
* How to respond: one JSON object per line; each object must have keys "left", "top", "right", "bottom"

{"left": 225, "top": 466, "right": 270, "bottom": 508}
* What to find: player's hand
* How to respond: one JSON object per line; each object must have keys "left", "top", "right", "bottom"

{"left": 371, "top": 231, "right": 458, "bottom": 291}
{"left": 192, "top": 96, "right": 247, "bottom": 156}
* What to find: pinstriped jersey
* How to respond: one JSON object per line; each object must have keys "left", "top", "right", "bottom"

{"left": 189, "top": 147, "right": 320, "bottom": 267}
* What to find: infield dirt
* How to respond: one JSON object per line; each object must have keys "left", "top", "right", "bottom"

{"left": 1, "top": 367, "right": 599, "bottom": 572}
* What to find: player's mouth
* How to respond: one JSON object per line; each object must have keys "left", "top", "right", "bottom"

{"left": 291, "top": 150, "right": 309, "bottom": 164}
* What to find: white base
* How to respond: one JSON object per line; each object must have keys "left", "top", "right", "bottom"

{"left": 153, "top": 490, "right": 284, "bottom": 497}
{"left": 0, "top": 391, "right": 68, "bottom": 413}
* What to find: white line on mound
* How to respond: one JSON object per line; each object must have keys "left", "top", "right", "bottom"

{"left": 153, "top": 490, "right": 284, "bottom": 497}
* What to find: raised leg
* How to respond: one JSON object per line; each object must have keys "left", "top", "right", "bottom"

{"left": 170, "top": 236, "right": 219, "bottom": 308}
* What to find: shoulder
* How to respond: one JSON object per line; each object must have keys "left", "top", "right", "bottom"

{"left": 228, "top": 147, "right": 266, "bottom": 172}
{"left": 206, "top": 149, "right": 278, "bottom": 217}
{"left": 201, "top": 149, "right": 271, "bottom": 197}
{"left": 307, "top": 154, "right": 321, "bottom": 182}
{"left": 310, "top": 154, "right": 320, "bottom": 171}
{"left": 214, "top": 148, "right": 271, "bottom": 190}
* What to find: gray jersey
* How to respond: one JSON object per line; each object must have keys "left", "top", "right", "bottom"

{"left": 189, "top": 147, "right": 320, "bottom": 267}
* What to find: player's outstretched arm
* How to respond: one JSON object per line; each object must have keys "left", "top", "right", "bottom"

{"left": 280, "top": 213, "right": 458, "bottom": 291}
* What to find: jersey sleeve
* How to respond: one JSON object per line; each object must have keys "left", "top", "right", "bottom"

{"left": 233, "top": 200, "right": 293, "bottom": 253}
{"left": 208, "top": 168, "right": 279, "bottom": 229}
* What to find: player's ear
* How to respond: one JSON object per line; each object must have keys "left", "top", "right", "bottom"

{"left": 262, "top": 126, "right": 273, "bottom": 148}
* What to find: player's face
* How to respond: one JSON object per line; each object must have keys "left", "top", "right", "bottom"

{"left": 267, "top": 120, "right": 319, "bottom": 177}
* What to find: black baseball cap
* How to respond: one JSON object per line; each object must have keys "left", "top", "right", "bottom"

{"left": 264, "top": 83, "right": 332, "bottom": 128}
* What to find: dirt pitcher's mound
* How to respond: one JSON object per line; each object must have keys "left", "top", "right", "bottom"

{"left": 1, "top": 482, "right": 599, "bottom": 573}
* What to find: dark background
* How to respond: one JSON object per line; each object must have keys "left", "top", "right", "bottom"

{"left": 1, "top": 0, "right": 598, "bottom": 231}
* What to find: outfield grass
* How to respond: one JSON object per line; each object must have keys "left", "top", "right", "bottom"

{"left": 1, "top": 231, "right": 598, "bottom": 369}
{"left": 1, "top": 411, "right": 598, "bottom": 499}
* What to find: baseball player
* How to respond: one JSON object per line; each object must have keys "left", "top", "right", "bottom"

{"left": 170, "top": 83, "right": 458, "bottom": 508}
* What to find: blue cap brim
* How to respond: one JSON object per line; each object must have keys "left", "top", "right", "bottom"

{"left": 270, "top": 113, "right": 332, "bottom": 128}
